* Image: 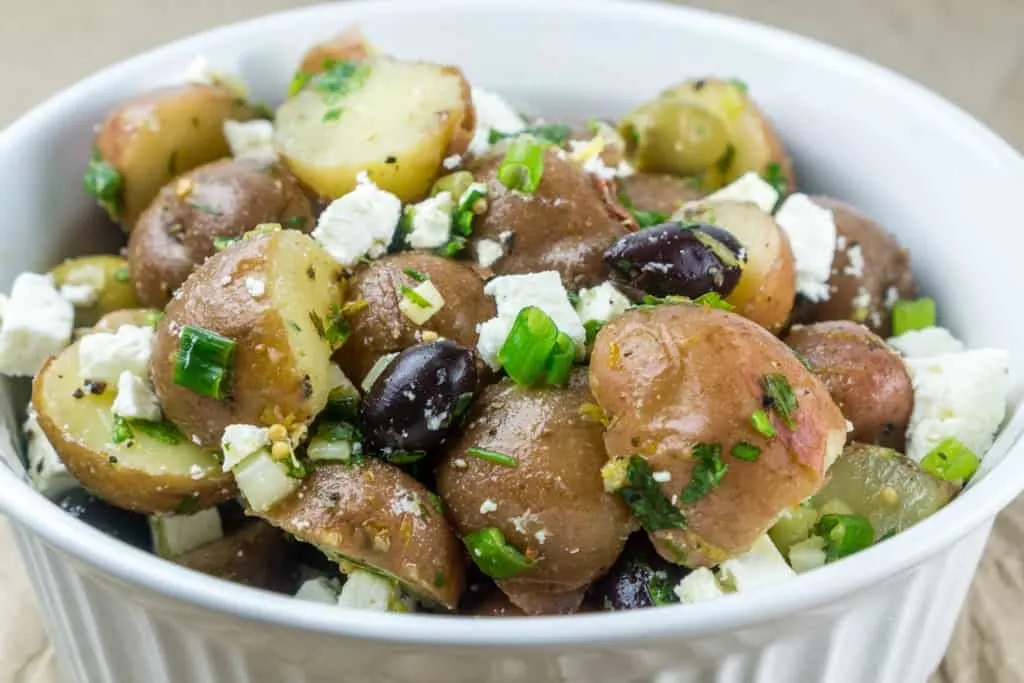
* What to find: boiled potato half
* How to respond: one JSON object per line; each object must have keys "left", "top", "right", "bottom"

{"left": 296, "top": 26, "right": 377, "bottom": 75}
{"left": 51, "top": 255, "right": 141, "bottom": 327}
{"left": 32, "top": 340, "right": 234, "bottom": 514}
{"left": 93, "top": 84, "right": 262, "bottom": 230}
{"left": 275, "top": 57, "right": 474, "bottom": 202}
{"left": 151, "top": 230, "right": 344, "bottom": 449}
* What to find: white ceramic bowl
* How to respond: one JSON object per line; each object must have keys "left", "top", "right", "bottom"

{"left": 2, "top": 1, "right": 1023, "bottom": 681}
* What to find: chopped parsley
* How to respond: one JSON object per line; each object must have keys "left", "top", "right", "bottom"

{"left": 111, "top": 415, "right": 133, "bottom": 444}
{"left": 750, "top": 409, "right": 776, "bottom": 438}
{"left": 310, "top": 60, "right": 372, "bottom": 103}
{"left": 310, "top": 306, "right": 351, "bottom": 348}
{"left": 437, "top": 235, "right": 467, "bottom": 257}
{"left": 647, "top": 573, "right": 679, "bottom": 606}
{"left": 634, "top": 292, "right": 733, "bottom": 312}
{"left": 761, "top": 373, "right": 798, "bottom": 428}
{"left": 83, "top": 149, "right": 123, "bottom": 220}
{"left": 681, "top": 443, "right": 727, "bottom": 504}
{"left": 610, "top": 455, "right": 686, "bottom": 532}
{"left": 465, "top": 446, "right": 518, "bottom": 468}
{"left": 128, "top": 419, "right": 184, "bottom": 445}
{"left": 322, "top": 108, "right": 343, "bottom": 122}
{"left": 616, "top": 192, "right": 668, "bottom": 229}
{"left": 761, "top": 161, "right": 788, "bottom": 195}
{"left": 488, "top": 122, "right": 572, "bottom": 146}
{"left": 212, "top": 236, "right": 239, "bottom": 251}
{"left": 731, "top": 442, "right": 762, "bottom": 462}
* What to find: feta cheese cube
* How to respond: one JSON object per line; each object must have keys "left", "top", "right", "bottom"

{"left": 77, "top": 324, "right": 154, "bottom": 383}
{"left": 312, "top": 173, "right": 401, "bottom": 267}
{"left": 223, "top": 119, "right": 276, "bottom": 162}
{"left": 887, "top": 327, "right": 965, "bottom": 358}
{"left": 398, "top": 280, "right": 445, "bottom": 326}
{"left": 184, "top": 55, "right": 249, "bottom": 99}
{"left": 232, "top": 450, "right": 299, "bottom": 512}
{"left": 337, "top": 569, "right": 407, "bottom": 611}
{"left": 149, "top": 508, "right": 224, "bottom": 558}
{"left": 475, "top": 238, "right": 505, "bottom": 268}
{"left": 405, "top": 192, "right": 454, "bottom": 249}
{"left": 59, "top": 283, "right": 100, "bottom": 307}
{"left": 244, "top": 276, "right": 266, "bottom": 298}
{"left": 468, "top": 87, "right": 526, "bottom": 156}
{"left": 905, "top": 348, "right": 1009, "bottom": 463}
{"left": 788, "top": 535, "right": 827, "bottom": 573}
{"left": 24, "top": 407, "right": 77, "bottom": 498}
{"left": 704, "top": 171, "right": 779, "bottom": 213}
{"left": 718, "top": 534, "right": 796, "bottom": 591}
{"left": 479, "top": 499, "right": 498, "bottom": 514}
{"left": 294, "top": 576, "right": 342, "bottom": 604}
{"left": 0, "top": 273, "right": 74, "bottom": 377}
{"left": 221, "top": 424, "right": 271, "bottom": 472}
{"left": 774, "top": 194, "right": 837, "bottom": 302}
{"left": 574, "top": 281, "right": 630, "bottom": 324}
{"left": 112, "top": 371, "right": 162, "bottom": 422}
{"left": 475, "top": 317, "right": 512, "bottom": 371}
{"left": 673, "top": 567, "right": 726, "bottom": 604}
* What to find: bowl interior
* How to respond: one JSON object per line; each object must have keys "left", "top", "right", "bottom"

{"left": 1, "top": 0, "right": 1022, "bottom": 644}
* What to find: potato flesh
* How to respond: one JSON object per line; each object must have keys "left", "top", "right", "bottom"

{"left": 50, "top": 255, "right": 141, "bottom": 327}
{"left": 275, "top": 58, "right": 472, "bottom": 201}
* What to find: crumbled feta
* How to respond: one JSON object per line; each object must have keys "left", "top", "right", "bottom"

{"left": 312, "top": 173, "right": 401, "bottom": 267}
{"left": 842, "top": 244, "right": 865, "bottom": 277}
{"left": 887, "top": 327, "right": 965, "bottom": 358}
{"left": 337, "top": 569, "right": 406, "bottom": 611}
{"left": 652, "top": 471, "right": 672, "bottom": 483}
{"left": 774, "top": 194, "right": 837, "bottom": 302}
{"left": 479, "top": 499, "right": 498, "bottom": 514}
{"left": 244, "top": 276, "right": 266, "bottom": 298}
{"left": 184, "top": 55, "right": 249, "bottom": 99}
{"left": 788, "top": 535, "right": 827, "bottom": 573}
{"left": 574, "top": 281, "right": 630, "bottom": 324}
{"left": 149, "top": 508, "right": 224, "bottom": 558}
{"left": 468, "top": 87, "right": 526, "bottom": 156}
{"left": 845, "top": 419, "right": 855, "bottom": 433}
{"left": 220, "top": 424, "right": 271, "bottom": 472}
{"left": 294, "top": 576, "right": 342, "bottom": 604}
{"left": 78, "top": 324, "right": 154, "bottom": 383}
{"left": 534, "top": 529, "right": 549, "bottom": 544}
{"left": 718, "top": 535, "right": 795, "bottom": 591}
{"left": 0, "top": 273, "right": 74, "bottom": 377}
{"left": 475, "top": 238, "right": 505, "bottom": 268}
{"left": 580, "top": 154, "right": 634, "bottom": 181}
{"left": 361, "top": 352, "right": 398, "bottom": 392}
{"left": 24, "top": 407, "right": 76, "bottom": 498}
{"left": 477, "top": 271, "right": 587, "bottom": 369}
{"left": 398, "top": 280, "right": 445, "bottom": 326}
{"left": 510, "top": 509, "right": 542, "bottom": 535}
{"left": 905, "top": 349, "right": 1009, "bottom": 463}
{"left": 674, "top": 567, "right": 726, "bottom": 604}
{"left": 112, "top": 371, "right": 162, "bottom": 422}
{"left": 390, "top": 489, "right": 424, "bottom": 517}
{"left": 442, "top": 154, "right": 462, "bottom": 170}
{"left": 405, "top": 192, "right": 454, "bottom": 249}
{"left": 703, "top": 172, "right": 779, "bottom": 213}
{"left": 59, "top": 283, "right": 99, "bottom": 307}
{"left": 884, "top": 286, "right": 900, "bottom": 309}
{"left": 223, "top": 119, "right": 276, "bottom": 162}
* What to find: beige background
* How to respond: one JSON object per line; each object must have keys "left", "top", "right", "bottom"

{"left": 1, "top": 1, "right": 1022, "bottom": 682}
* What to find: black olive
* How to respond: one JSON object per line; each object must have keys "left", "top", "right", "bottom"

{"left": 55, "top": 488, "right": 151, "bottom": 551}
{"left": 588, "top": 534, "right": 689, "bottom": 610}
{"left": 604, "top": 222, "right": 746, "bottom": 300}
{"left": 360, "top": 340, "right": 477, "bottom": 459}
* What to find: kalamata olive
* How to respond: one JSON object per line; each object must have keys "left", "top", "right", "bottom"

{"left": 588, "top": 534, "right": 688, "bottom": 610}
{"left": 360, "top": 340, "right": 477, "bottom": 459}
{"left": 55, "top": 488, "right": 151, "bottom": 550}
{"left": 604, "top": 222, "right": 746, "bottom": 300}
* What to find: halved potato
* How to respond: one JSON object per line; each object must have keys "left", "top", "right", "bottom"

{"left": 51, "top": 255, "right": 141, "bottom": 327}
{"left": 32, "top": 340, "right": 234, "bottom": 514}
{"left": 275, "top": 57, "right": 475, "bottom": 202}
{"left": 260, "top": 460, "right": 465, "bottom": 610}
{"left": 94, "top": 84, "right": 262, "bottom": 229}
{"left": 151, "top": 230, "right": 344, "bottom": 449}
{"left": 92, "top": 308, "right": 160, "bottom": 333}
{"left": 175, "top": 522, "right": 300, "bottom": 593}
{"left": 297, "top": 26, "right": 377, "bottom": 75}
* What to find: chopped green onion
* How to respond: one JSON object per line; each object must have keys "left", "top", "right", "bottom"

{"left": 681, "top": 443, "right": 728, "bottom": 504}
{"left": 891, "top": 297, "right": 936, "bottom": 336}
{"left": 212, "top": 236, "right": 239, "bottom": 251}
{"left": 112, "top": 415, "right": 133, "bottom": 444}
{"left": 647, "top": 574, "right": 679, "bottom": 606}
{"left": 609, "top": 455, "right": 686, "bottom": 531}
{"left": 113, "top": 266, "right": 130, "bottom": 282}
{"left": 761, "top": 161, "right": 788, "bottom": 196}
{"left": 750, "top": 409, "right": 776, "bottom": 438}
{"left": 399, "top": 285, "right": 431, "bottom": 309}
{"left": 497, "top": 137, "right": 545, "bottom": 193}
{"left": 83, "top": 149, "right": 123, "bottom": 220}
{"left": 731, "top": 442, "right": 762, "bottom": 462}
{"left": 384, "top": 450, "right": 429, "bottom": 465}
{"left": 544, "top": 332, "right": 575, "bottom": 387}
{"left": 129, "top": 419, "right": 183, "bottom": 445}
{"left": 691, "top": 292, "right": 735, "bottom": 311}
{"left": 463, "top": 527, "right": 533, "bottom": 579}
{"left": 499, "top": 306, "right": 559, "bottom": 386}
{"left": 920, "top": 437, "right": 979, "bottom": 483}
{"left": 817, "top": 514, "right": 874, "bottom": 561}
{"left": 488, "top": 123, "right": 571, "bottom": 146}
{"left": 173, "top": 325, "right": 236, "bottom": 399}
{"left": 466, "top": 446, "right": 518, "bottom": 468}
{"left": 584, "top": 320, "right": 603, "bottom": 346}
{"left": 761, "top": 373, "right": 798, "bottom": 428}
{"left": 437, "top": 235, "right": 467, "bottom": 257}
{"left": 287, "top": 70, "right": 313, "bottom": 97}
{"left": 403, "top": 267, "right": 428, "bottom": 283}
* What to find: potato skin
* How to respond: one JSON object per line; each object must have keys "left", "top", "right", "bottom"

{"left": 95, "top": 84, "right": 261, "bottom": 229}
{"left": 437, "top": 371, "right": 636, "bottom": 615}
{"left": 50, "top": 255, "right": 141, "bottom": 327}
{"left": 152, "top": 231, "right": 342, "bottom": 449}
{"left": 467, "top": 147, "right": 626, "bottom": 289}
{"left": 786, "top": 321, "right": 913, "bottom": 450}
{"left": 792, "top": 197, "right": 917, "bottom": 336}
{"left": 175, "top": 522, "right": 300, "bottom": 593}
{"left": 297, "top": 26, "right": 376, "bottom": 74}
{"left": 677, "top": 200, "right": 796, "bottom": 332}
{"left": 128, "top": 159, "right": 315, "bottom": 307}
{"left": 616, "top": 173, "right": 703, "bottom": 217}
{"left": 338, "top": 252, "right": 495, "bottom": 382}
{"left": 590, "top": 305, "right": 846, "bottom": 567}
{"left": 261, "top": 460, "right": 465, "bottom": 609}
{"left": 33, "top": 343, "right": 234, "bottom": 514}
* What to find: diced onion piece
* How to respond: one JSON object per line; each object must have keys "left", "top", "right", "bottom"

{"left": 398, "top": 280, "right": 445, "bottom": 326}
{"left": 149, "top": 508, "right": 224, "bottom": 558}
{"left": 361, "top": 352, "right": 398, "bottom": 392}
{"left": 233, "top": 450, "right": 299, "bottom": 512}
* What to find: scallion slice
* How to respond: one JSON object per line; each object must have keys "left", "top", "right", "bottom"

{"left": 731, "top": 442, "right": 761, "bottom": 462}
{"left": 817, "top": 514, "right": 874, "bottom": 561}
{"left": 466, "top": 446, "right": 518, "bottom": 468}
{"left": 173, "top": 325, "right": 236, "bottom": 399}
{"left": 920, "top": 437, "right": 979, "bottom": 483}
{"left": 750, "top": 409, "right": 776, "bottom": 438}
{"left": 498, "top": 306, "right": 559, "bottom": 386}
{"left": 544, "top": 331, "right": 575, "bottom": 387}
{"left": 463, "top": 527, "right": 533, "bottom": 579}
{"left": 891, "top": 297, "right": 936, "bottom": 336}
{"left": 497, "top": 137, "right": 545, "bottom": 193}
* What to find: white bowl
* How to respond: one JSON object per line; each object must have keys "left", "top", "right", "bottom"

{"left": 2, "top": 1, "right": 1023, "bottom": 681}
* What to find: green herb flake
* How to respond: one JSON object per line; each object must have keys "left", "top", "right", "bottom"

{"left": 113, "top": 266, "right": 130, "bottom": 282}
{"left": 322, "top": 107, "right": 343, "bottom": 122}
{"left": 681, "top": 443, "right": 727, "bottom": 504}
{"left": 611, "top": 455, "right": 686, "bottom": 532}
{"left": 128, "top": 419, "right": 184, "bottom": 445}
{"left": 761, "top": 161, "right": 788, "bottom": 196}
{"left": 466, "top": 446, "right": 518, "bottom": 468}
{"left": 310, "top": 60, "right": 372, "bottom": 103}
{"left": 83, "top": 149, "right": 123, "bottom": 220}
{"left": 111, "top": 415, "right": 133, "bottom": 444}
{"left": 283, "top": 215, "right": 308, "bottom": 230}
{"left": 400, "top": 285, "right": 431, "bottom": 309}
{"left": 691, "top": 292, "right": 735, "bottom": 311}
{"left": 488, "top": 122, "right": 572, "bottom": 146}
{"left": 817, "top": 514, "right": 874, "bottom": 562}
{"left": 402, "top": 267, "right": 429, "bottom": 283}
{"left": 427, "top": 491, "right": 446, "bottom": 515}
{"left": 647, "top": 573, "right": 679, "bottom": 606}
{"left": 631, "top": 209, "right": 669, "bottom": 228}
{"left": 584, "top": 320, "right": 603, "bottom": 346}
{"left": 730, "top": 441, "right": 762, "bottom": 462}
{"left": 761, "top": 373, "right": 798, "bottom": 428}
{"left": 212, "top": 236, "right": 240, "bottom": 251}
{"left": 750, "top": 409, "right": 776, "bottom": 438}
{"left": 437, "top": 235, "right": 467, "bottom": 257}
